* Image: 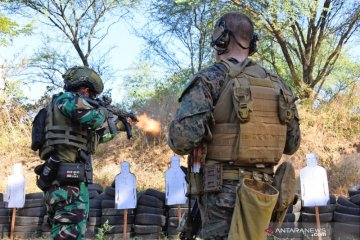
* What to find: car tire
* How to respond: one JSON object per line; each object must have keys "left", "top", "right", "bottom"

{"left": 88, "top": 209, "right": 101, "bottom": 217}
{"left": 89, "top": 199, "right": 102, "bottom": 209}
{"left": 337, "top": 195, "right": 360, "bottom": 208}
{"left": 104, "top": 232, "right": 133, "bottom": 239}
{"left": 101, "top": 200, "right": 115, "bottom": 209}
{"left": 283, "top": 213, "right": 295, "bottom": 222}
{"left": 335, "top": 203, "right": 360, "bottom": 215}
{"left": 102, "top": 208, "right": 134, "bottom": 216}
{"left": 138, "top": 194, "right": 164, "bottom": 208}
{"left": 0, "top": 209, "right": 11, "bottom": 216}
{"left": 144, "top": 189, "right": 165, "bottom": 201}
{"left": 14, "top": 225, "right": 41, "bottom": 232}
{"left": 135, "top": 213, "right": 166, "bottom": 226}
{"left": 329, "top": 194, "right": 336, "bottom": 204}
{"left": 302, "top": 204, "right": 336, "bottom": 214}
{"left": 87, "top": 217, "right": 101, "bottom": 226}
{"left": 106, "top": 224, "right": 132, "bottom": 234}
{"left": 88, "top": 190, "right": 99, "bottom": 199}
{"left": 104, "top": 186, "right": 115, "bottom": 197}
{"left": 15, "top": 216, "right": 43, "bottom": 226}
{"left": 0, "top": 216, "right": 10, "bottom": 224}
{"left": 25, "top": 192, "right": 44, "bottom": 199}
{"left": 137, "top": 205, "right": 164, "bottom": 215}
{"left": 17, "top": 206, "right": 46, "bottom": 217}
{"left": 348, "top": 185, "right": 360, "bottom": 197}
{"left": 333, "top": 211, "right": 360, "bottom": 224}
{"left": 167, "top": 226, "right": 180, "bottom": 236}
{"left": 94, "top": 192, "right": 114, "bottom": 201}
{"left": 23, "top": 199, "right": 44, "bottom": 208}
{"left": 88, "top": 184, "right": 103, "bottom": 194}
{"left": 101, "top": 215, "right": 134, "bottom": 225}
{"left": 300, "top": 212, "right": 333, "bottom": 222}
{"left": 134, "top": 224, "right": 162, "bottom": 234}
{"left": 333, "top": 222, "right": 360, "bottom": 235}
{"left": 349, "top": 194, "right": 360, "bottom": 205}
{"left": 135, "top": 232, "right": 163, "bottom": 240}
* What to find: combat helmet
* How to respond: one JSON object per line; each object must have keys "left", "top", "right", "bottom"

{"left": 62, "top": 66, "right": 104, "bottom": 95}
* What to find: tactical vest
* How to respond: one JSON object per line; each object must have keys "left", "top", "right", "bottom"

{"left": 206, "top": 59, "right": 292, "bottom": 165}
{"left": 39, "top": 93, "right": 97, "bottom": 161}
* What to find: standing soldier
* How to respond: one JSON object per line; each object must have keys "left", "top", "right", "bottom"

{"left": 32, "top": 66, "right": 129, "bottom": 239}
{"left": 168, "top": 12, "right": 301, "bottom": 240}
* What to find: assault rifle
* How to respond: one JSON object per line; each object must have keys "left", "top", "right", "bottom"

{"left": 84, "top": 95, "right": 138, "bottom": 139}
{"left": 179, "top": 199, "right": 201, "bottom": 240}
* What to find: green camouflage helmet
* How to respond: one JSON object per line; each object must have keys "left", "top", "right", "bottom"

{"left": 62, "top": 66, "right": 104, "bottom": 94}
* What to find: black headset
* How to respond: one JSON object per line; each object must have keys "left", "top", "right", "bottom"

{"left": 211, "top": 17, "right": 258, "bottom": 56}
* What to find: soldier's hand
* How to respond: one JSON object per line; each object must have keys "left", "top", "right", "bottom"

{"left": 126, "top": 117, "right": 133, "bottom": 127}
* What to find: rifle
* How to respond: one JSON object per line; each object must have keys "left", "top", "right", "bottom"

{"left": 84, "top": 95, "right": 138, "bottom": 139}
{"left": 179, "top": 151, "right": 202, "bottom": 240}
{"left": 179, "top": 198, "right": 201, "bottom": 240}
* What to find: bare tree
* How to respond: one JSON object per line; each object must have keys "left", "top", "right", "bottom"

{"left": 138, "top": 0, "right": 230, "bottom": 75}
{"left": 15, "top": 0, "right": 134, "bottom": 66}
{"left": 3, "top": 0, "right": 136, "bottom": 92}
{"left": 232, "top": 0, "right": 360, "bottom": 99}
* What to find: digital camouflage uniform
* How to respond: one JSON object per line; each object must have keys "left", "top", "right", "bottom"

{"left": 168, "top": 58, "right": 301, "bottom": 240}
{"left": 44, "top": 92, "right": 114, "bottom": 240}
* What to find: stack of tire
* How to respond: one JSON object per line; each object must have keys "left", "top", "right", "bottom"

{"left": 0, "top": 193, "right": 11, "bottom": 239}
{"left": 165, "top": 203, "right": 187, "bottom": 239}
{"left": 333, "top": 185, "right": 360, "bottom": 240}
{"left": 274, "top": 195, "right": 302, "bottom": 239}
{"left": 14, "top": 192, "right": 46, "bottom": 239}
{"left": 85, "top": 183, "right": 104, "bottom": 239}
{"left": 100, "top": 185, "right": 135, "bottom": 239}
{"left": 300, "top": 194, "right": 335, "bottom": 240}
{"left": 134, "top": 189, "right": 166, "bottom": 239}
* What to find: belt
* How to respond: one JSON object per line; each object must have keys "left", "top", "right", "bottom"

{"left": 223, "top": 168, "right": 273, "bottom": 182}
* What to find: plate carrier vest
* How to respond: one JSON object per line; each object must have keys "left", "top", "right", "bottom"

{"left": 206, "top": 59, "right": 291, "bottom": 165}
{"left": 39, "top": 94, "right": 96, "bottom": 160}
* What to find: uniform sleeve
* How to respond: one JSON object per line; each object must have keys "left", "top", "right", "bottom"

{"left": 284, "top": 109, "right": 301, "bottom": 155}
{"left": 278, "top": 80, "right": 301, "bottom": 155}
{"left": 97, "top": 118, "right": 126, "bottom": 143}
{"left": 168, "top": 64, "right": 228, "bottom": 155}
{"left": 55, "top": 92, "right": 107, "bottom": 130}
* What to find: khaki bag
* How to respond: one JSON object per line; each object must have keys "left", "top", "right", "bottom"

{"left": 271, "top": 161, "right": 296, "bottom": 229}
{"left": 228, "top": 178, "right": 279, "bottom": 240}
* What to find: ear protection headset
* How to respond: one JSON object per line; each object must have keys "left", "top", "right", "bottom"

{"left": 211, "top": 17, "right": 258, "bottom": 56}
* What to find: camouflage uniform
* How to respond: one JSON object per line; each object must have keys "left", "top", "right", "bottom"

{"left": 44, "top": 92, "right": 114, "bottom": 240}
{"left": 168, "top": 58, "right": 301, "bottom": 240}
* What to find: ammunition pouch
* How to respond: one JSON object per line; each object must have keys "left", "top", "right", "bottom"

{"left": 223, "top": 167, "right": 273, "bottom": 183}
{"left": 232, "top": 85, "right": 252, "bottom": 123}
{"left": 278, "top": 88, "right": 296, "bottom": 124}
{"left": 34, "top": 152, "right": 92, "bottom": 192}
{"left": 203, "top": 164, "right": 223, "bottom": 193}
{"left": 56, "top": 162, "right": 85, "bottom": 184}
{"left": 77, "top": 150, "right": 93, "bottom": 184}
{"left": 34, "top": 156, "right": 61, "bottom": 191}
{"left": 34, "top": 164, "right": 52, "bottom": 192}
{"left": 188, "top": 173, "right": 203, "bottom": 196}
